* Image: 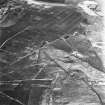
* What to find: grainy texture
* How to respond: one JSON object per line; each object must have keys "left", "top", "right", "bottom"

{"left": 0, "top": 0, "right": 105, "bottom": 105}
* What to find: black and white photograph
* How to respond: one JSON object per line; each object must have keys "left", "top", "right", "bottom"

{"left": 0, "top": 0, "right": 105, "bottom": 105}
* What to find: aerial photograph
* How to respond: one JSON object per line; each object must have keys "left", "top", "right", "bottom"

{"left": 0, "top": 0, "right": 105, "bottom": 105}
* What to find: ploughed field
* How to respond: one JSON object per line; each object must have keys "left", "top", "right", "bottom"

{"left": 0, "top": 0, "right": 105, "bottom": 105}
